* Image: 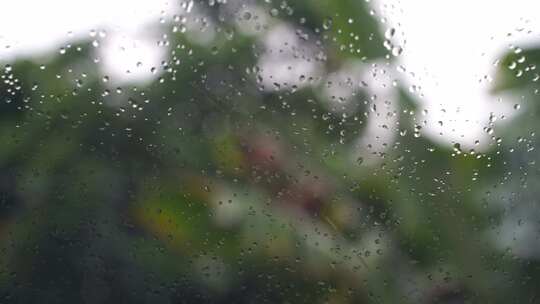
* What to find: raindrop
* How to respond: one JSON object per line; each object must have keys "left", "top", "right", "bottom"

{"left": 384, "top": 28, "right": 395, "bottom": 39}
{"left": 391, "top": 46, "right": 403, "bottom": 56}
{"left": 322, "top": 17, "right": 333, "bottom": 30}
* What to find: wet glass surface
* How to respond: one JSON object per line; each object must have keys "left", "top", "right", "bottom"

{"left": 1, "top": 1, "right": 540, "bottom": 303}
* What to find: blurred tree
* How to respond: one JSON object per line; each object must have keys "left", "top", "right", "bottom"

{"left": 0, "top": 0, "right": 536, "bottom": 303}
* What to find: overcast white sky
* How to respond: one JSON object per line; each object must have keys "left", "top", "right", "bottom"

{"left": 0, "top": 0, "right": 174, "bottom": 82}
{"left": 0, "top": 0, "right": 539, "bottom": 148}
{"left": 377, "top": 0, "right": 540, "bottom": 147}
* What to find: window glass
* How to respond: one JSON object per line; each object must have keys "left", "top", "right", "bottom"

{"left": 0, "top": 0, "right": 538, "bottom": 303}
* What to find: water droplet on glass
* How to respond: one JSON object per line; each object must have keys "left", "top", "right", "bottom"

{"left": 384, "top": 28, "right": 395, "bottom": 39}
{"left": 391, "top": 46, "right": 403, "bottom": 56}
{"left": 322, "top": 17, "right": 333, "bottom": 30}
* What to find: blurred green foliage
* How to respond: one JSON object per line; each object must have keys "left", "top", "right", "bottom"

{"left": 0, "top": 0, "right": 538, "bottom": 303}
